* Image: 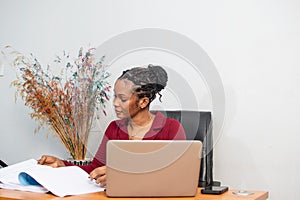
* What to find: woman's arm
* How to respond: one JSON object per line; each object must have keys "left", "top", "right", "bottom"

{"left": 75, "top": 121, "right": 116, "bottom": 173}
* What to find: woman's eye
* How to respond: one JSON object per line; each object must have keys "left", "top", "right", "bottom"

{"left": 114, "top": 94, "right": 128, "bottom": 102}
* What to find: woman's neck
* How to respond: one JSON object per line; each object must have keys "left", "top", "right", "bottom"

{"left": 127, "top": 110, "right": 154, "bottom": 140}
{"left": 128, "top": 110, "right": 153, "bottom": 127}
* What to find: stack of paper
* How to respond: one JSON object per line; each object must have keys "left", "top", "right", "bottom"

{"left": 0, "top": 159, "right": 104, "bottom": 197}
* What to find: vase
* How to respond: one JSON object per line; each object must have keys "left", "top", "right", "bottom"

{"left": 66, "top": 158, "right": 92, "bottom": 166}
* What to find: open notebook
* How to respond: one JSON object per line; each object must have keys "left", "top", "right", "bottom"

{"left": 105, "top": 140, "right": 202, "bottom": 197}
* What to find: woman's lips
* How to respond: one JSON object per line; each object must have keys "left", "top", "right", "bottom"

{"left": 115, "top": 110, "right": 122, "bottom": 115}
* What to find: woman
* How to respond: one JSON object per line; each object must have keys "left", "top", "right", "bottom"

{"left": 38, "top": 64, "right": 186, "bottom": 186}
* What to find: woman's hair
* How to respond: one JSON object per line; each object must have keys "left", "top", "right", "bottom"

{"left": 118, "top": 64, "right": 168, "bottom": 103}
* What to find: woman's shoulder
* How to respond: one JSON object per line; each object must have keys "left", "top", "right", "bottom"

{"left": 105, "top": 119, "right": 127, "bottom": 132}
{"left": 104, "top": 119, "right": 128, "bottom": 138}
{"left": 165, "top": 117, "right": 182, "bottom": 127}
{"left": 152, "top": 111, "right": 182, "bottom": 128}
{"left": 152, "top": 111, "right": 186, "bottom": 140}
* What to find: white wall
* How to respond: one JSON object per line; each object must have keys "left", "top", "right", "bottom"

{"left": 1, "top": 0, "right": 299, "bottom": 199}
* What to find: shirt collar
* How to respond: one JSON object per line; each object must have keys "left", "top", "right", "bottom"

{"left": 115, "top": 111, "right": 166, "bottom": 134}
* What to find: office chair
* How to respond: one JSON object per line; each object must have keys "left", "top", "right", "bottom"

{"left": 154, "top": 110, "right": 221, "bottom": 187}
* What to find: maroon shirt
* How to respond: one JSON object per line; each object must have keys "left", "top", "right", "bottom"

{"left": 64, "top": 111, "right": 186, "bottom": 173}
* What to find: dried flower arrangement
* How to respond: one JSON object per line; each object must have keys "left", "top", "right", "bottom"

{"left": 8, "top": 47, "right": 111, "bottom": 160}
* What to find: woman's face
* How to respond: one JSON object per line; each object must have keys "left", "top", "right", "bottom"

{"left": 113, "top": 79, "right": 140, "bottom": 119}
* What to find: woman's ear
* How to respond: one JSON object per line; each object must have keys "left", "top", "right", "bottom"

{"left": 139, "top": 97, "right": 150, "bottom": 109}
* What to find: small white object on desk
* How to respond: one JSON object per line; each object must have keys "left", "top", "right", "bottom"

{"left": 0, "top": 63, "right": 4, "bottom": 77}
{"left": 233, "top": 190, "right": 254, "bottom": 195}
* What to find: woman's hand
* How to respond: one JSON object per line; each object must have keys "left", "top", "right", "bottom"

{"left": 37, "top": 155, "right": 65, "bottom": 168}
{"left": 90, "top": 166, "right": 106, "bottom": 187}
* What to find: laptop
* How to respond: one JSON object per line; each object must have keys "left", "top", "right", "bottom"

{"left": 105, "top": 140, "right": 202, "bottom": 197}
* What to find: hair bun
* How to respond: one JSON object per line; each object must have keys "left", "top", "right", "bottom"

{"left": 148, "top": 64, "right": 168, "bottom": 88}
{"left": 118, "top": 64, "right": 168, "bottom": 103}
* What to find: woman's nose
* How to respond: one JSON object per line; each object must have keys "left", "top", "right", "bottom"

{"left": 113, "top": 98, "right": 119, "bottom": 107}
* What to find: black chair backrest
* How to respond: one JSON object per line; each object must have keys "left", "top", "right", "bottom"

{"left": 154, "top": 110, "right": 214, "bottom": 187}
